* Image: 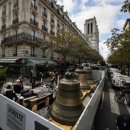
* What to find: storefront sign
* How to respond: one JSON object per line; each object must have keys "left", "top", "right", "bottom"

{"left": 6, "top": 104, "right": 26, "bottom": 130}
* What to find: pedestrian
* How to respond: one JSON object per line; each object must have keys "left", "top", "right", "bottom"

{"left": 13, "top": 79, "right": 23, "bottom": 94}
{"left": 2, "top": 84, "right": 17, "bottom": 101}
{"left": 39, "top": 71, "right": 43, "bottom": 82}
{"left": 49, "top": 71, "right": 56, "bottom": 89}
{"left": 31, "top": 68, "right": 37, "bottom": 88}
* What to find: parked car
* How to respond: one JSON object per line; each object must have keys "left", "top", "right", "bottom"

{"left": 112, "top": 74, "right": 130, "bottom": 88}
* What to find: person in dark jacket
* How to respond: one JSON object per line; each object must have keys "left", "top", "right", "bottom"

{"left": 3, "top": 85, "right": 17, "bottom": 101}
{"left": 13, "top": 79, "right": 23, "bottom": 94}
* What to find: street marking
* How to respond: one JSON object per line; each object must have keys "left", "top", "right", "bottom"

{"left": 109, "top": 88, "right": 120, "bottom": 115}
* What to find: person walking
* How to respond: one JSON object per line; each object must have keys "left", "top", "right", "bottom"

{"left": 39, "top": 71, "right": 43, "bottom": 82}
{"left": 31, "top": 68, "right": 37, "bottom": 89}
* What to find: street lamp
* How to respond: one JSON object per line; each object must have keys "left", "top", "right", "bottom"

{"left": 21, "top": 50, "right": 28, "bottom": 81}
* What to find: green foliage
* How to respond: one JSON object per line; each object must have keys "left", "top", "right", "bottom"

{"left": 104, "top": 28, "right": 123, "bottom": 53}
{"left": 0, "top": 67, "right": 7, "bottom": 78}
{"left": 47, "top": 29, "right": 103, "bottom": 63}
{"left": 121, "top": 0, "right": 130, "bottom": 13}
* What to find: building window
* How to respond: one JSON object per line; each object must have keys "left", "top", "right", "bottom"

{"left": 2, "top": 18, "right": 6, "bottom": 25}
{"left": 2, "top": 5, "right": 6, "bottom": 16}
{"left": 32, "top": 14, "right": 36, "bottom": 21}
{"left": 31, "top": 0, "right": 37, "bottom": 9}
{"left": 91, "top": 23, "right": 93, "bottom": 34}
{"left": 31, "top": 30, "right": 36, "bottom": 41}
{"left": 13, "top": 46, "right": 17, "bottom": 56}
{"left": 14, "top": 0, "right": 18, "bottom": 7}
{"left": 8, "top": 2, "right": 11, "bottom": 17}
{"left": 42, "top": 49, "right": 45, "bottom": 57}
{"left": 43, "top": 7, "right": 47, "bottom": 15}
{"left": 13, "top": 12, "right": 18, "bottom": 19}
{"left": 31, "top": 47, "right": 35, "bottom": 56}
{"left": 32, "top": 0, "right": 35, "bottom": 5}
{"left": 87, "top": 23, "right": 89, "bottom": 34}
{"left": 2, "top": 47, "right": 5, "bottom": 57}
{"left": 51, "top": 14, "right": 54, "bottom": 23}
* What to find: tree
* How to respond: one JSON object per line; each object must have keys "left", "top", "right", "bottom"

{"left": 121, "top": 0, "right": 130, "bottom": 13}
{"left": 104, "top": 28, "right": 123, "bottom": 53}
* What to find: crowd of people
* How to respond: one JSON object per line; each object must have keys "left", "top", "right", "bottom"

{"left": 1, "top": 63, "right": 78, "bottom": 101}
{"left": 1, "top": 78, "right": 23, "bottom": 101}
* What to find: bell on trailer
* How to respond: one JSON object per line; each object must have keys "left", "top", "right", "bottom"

{"left": 50, "top": 72, "right": 84, "bottom": 125}
{"left": 84, "top": 68, "right": 93, "bottom": 81}
{"left": 76, "top": 68, "right": 91, "bottom": 89}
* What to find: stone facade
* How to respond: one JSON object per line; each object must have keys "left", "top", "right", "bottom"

{"left": 0, "top": 0, "right": 90, "bottom": 59}
{"left": 84, "top": 17, "right": 99, "bottom": 51}
{"left": 123, "top": 18, "right": 130, "bottom": 31}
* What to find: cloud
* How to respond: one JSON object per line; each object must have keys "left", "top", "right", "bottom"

{"left": 71, "top": 4, "right": 121, "bottom": 35}
{"left": 99, "top": 41, "right": 110, "bottom": 59}
{"left": 57, "top": 0, "right": 76, "bottom": 12}
{"left": 57, "top": 0, "right": 127, "bottom": 59}
{"left": 92, "top": 0, "right": 123, "bottom": 5}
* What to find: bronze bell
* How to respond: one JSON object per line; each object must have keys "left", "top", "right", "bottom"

{"left": 75, "top": 68, "right": 92, "bottom": 89}
{"left": 50, "top": 72, "right": 84, "bottom": 125}
{"left": 84, "top": 68, "right": 93, "bottom": 80}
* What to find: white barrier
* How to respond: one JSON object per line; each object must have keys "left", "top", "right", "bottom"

{"left": 74, "top": 70, "right": 105, "bottom": 130}
{"left": 0, "top": 95, "right": 63, "bottom": 130}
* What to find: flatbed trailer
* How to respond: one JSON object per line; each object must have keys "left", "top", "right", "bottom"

{"left": 0, "top": 70, "right": 105, "bottom": 130}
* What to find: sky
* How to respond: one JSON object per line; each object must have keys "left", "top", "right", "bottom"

{"left": 57, "top": 0, "right": 130, "bottom": 60}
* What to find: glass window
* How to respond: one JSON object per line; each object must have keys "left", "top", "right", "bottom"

{"left": 91, "top": 23, "right": 93, "bottom": 34}
{"left": 31, "top": 47, "right": 35, "bottom": 55}
{"left": 32, "top": 14, "right": 35, "bottom": 21}
{"left": 87, "top": 23, "right": 89, "bottom": 34}
{"left": 31, "top": 30, "right": 36, "bottom": 37}
{"left": 13, "top": 46, "right": 17, "bottom": 56}
{"left": 2, "top": 47, "right": 5, "bottom": 57}
{"left": 14, "top": 0, "right": 18, "bottom": 7}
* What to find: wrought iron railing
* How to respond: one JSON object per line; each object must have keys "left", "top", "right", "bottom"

{"left": 42, "top": 26, "right": 48, "bottom": 32}
{"left": 30, "top": 18, "right": 38, "bottom": 27}
{"left": 1, "top": 33, "right": 43, "bottom": 45}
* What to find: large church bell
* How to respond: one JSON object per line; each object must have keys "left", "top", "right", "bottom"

{"left": 50, "top": 72, "right": 84, "bottom": 125}
{"left": 76, "top": 68, "right": 92, "bottom": 89}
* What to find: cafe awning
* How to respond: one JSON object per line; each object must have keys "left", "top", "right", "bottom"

{"left": 26, "top": 58, "right": 58, "bottom": 66}
{"left": 26, "top": 59, "right": 46, "bottom": 66}
{"left": 0, "top": 58, "right": 20, "bottom": 63}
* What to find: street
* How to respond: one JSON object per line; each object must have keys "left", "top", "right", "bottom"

{"left": 94, "top": 76, "right": 130, "bottom": 130}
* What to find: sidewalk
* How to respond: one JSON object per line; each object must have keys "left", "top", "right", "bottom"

{"left": 94, "top": 77, "right": 130, "bottom": 130}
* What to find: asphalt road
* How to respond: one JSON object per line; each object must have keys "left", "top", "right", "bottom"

{"left": 94, "top": 77, "right": 130, "bottom": 130}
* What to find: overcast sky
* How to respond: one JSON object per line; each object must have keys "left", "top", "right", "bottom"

{"left": 57, "top": 0, "right": 130, "bottom": 60}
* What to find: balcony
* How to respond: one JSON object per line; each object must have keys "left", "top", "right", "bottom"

{"left": 1, "top": 33, "right": 43, "bottom": 46}
{"left": 1, "top": 25, "right": 6, "bottom": 30}
{"left": 30, "top": 18, "right": 38, "bottom": 27}
{"left": 30, "top": 54, "right": 36, "bottom": 57}
{"left": 42, "top": 26, "right": 48, "bottom": 32}
{"left": 13, "top": 18, "right": 19, "bottom": 25}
